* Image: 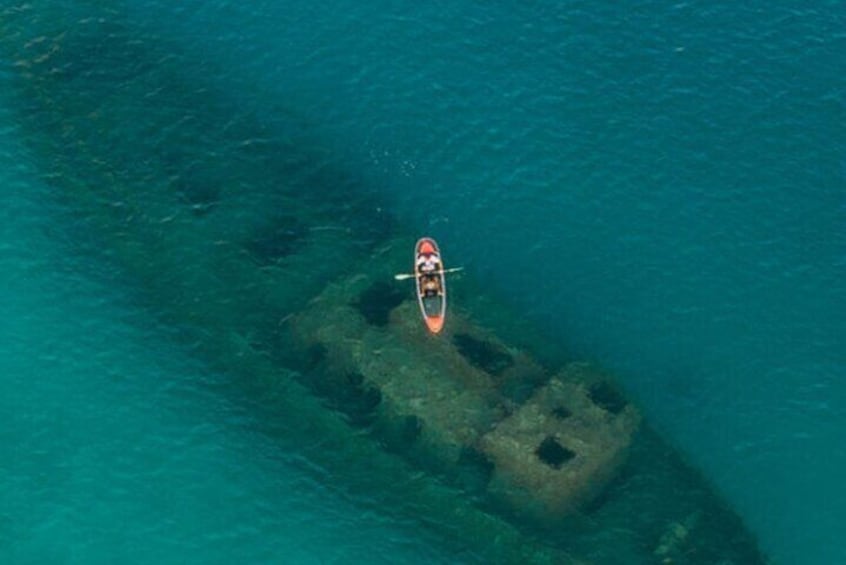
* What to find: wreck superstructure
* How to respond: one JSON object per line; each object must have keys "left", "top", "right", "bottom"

{"left": 291, "top": 241, "right": 640, "bottom": 524}
{"left": 1, "top": 4, "right": 767, "bottom": 563}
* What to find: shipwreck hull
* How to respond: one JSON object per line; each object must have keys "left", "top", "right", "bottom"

{"left": 291, "top": 240, "right": 640, "bottom": 524}
{"left": 1, "top": 4, "right": 768, "bottom": 563}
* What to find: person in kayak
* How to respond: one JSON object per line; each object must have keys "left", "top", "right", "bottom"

{"left": 417, "top": 253, "right": 440, "bottom": 274}
{"left": 417, "top": 250, "right": 442, "bottom": 297}
{"left": 421, "top": 274, "right": 441, "bottom": 296}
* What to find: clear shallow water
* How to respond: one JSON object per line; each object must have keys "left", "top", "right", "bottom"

{"left": 2, "top": 1, "right": 845, "bottom": 563}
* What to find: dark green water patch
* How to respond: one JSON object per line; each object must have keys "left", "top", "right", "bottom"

{"left": 452, "top": 333, "right": 514, "bottom": 375}
{"left": 588, "top": 381, "right": 627, "bottom": 415}
{"left": 356, "top": 281, "right": 407, "bottom": 326}
{"left": 162, "top": 151, "right": 224, "bottom": 216}
{"left": 580, "top": 464, "right": 631, "bottom": 516}
{"left": 173, "top": 179, "right": 221, "bottom": 216}
{"left": 535, "top": 436, "right": 576, "bottom": 469}
{"left": 399, "top": 414, "right": 424, "bottom": 444}
{"left": 304, "top": 343, "right": 328, "bottom": 368}
{"left": 456, "top": 447, "right": 495, "bottom": 494}
{"left": 552, "top": 406, "right": 572, "bottom": 420}
{"left": 377, "top": 414, "right": 424, "bottom": 452}
{"left": 4, "top": 12, "right": 393, "bottom": 259}
{"left": 299, "top": 366, "right": 383, "bottom": 428}
{"left": 244, "top": 215, "right": 308, "bottom": 265}
{"left": 499, "top": 376, "right": 537, "bottom": 405}
{"left": 344, "top": 384, "right": 383, "bottom": 427}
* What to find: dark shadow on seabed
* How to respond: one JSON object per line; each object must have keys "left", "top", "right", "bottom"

{"left": 1, "top": 3, "right": 769, "bottom": 564}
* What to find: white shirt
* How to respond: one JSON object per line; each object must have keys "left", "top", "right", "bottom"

{"left": 418, "top": 255, "right": 439, "bottom": 272}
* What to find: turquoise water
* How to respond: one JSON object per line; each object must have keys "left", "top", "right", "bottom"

{"left": 0, "top": 132, "right": 456, "bottom": 562}
{"left": 2, "top": 1, "right": 844, "bottom": 563}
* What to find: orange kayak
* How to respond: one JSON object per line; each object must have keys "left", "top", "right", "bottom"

{"left": 414, "top": 237, "right": 446, "bottom": 334}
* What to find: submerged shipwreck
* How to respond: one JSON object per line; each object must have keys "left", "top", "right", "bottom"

{"left": 292, "top": 241, "right": 640, "bottom": 525}
{"left": 2, "top": 5, "right": 768, "bottom": 564}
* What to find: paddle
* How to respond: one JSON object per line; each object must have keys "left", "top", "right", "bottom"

{"left": 394, "top": 267, "right": 464, "bottom": 281}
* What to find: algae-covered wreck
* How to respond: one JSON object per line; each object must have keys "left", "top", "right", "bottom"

{"left": 2, "top": 4, "right": 768, "bottom": 563}
{"left": 292, "top": 243, "right": 640, "bottom": 524}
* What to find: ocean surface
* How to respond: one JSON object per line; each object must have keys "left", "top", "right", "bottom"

{"left": 2, "top": 1, "right": 844, "bottom": 563}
